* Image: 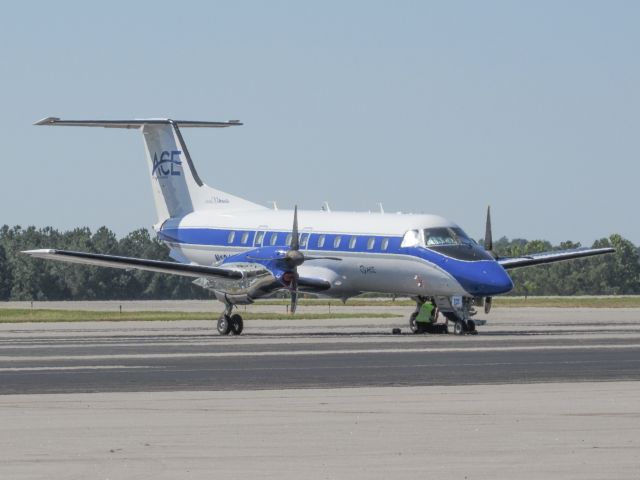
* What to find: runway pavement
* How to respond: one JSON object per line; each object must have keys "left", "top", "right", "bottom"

{"left": 1, "top": 307, "right": 640, "bottom": 394}
{"left": 2, "top": 306, "right": 640, "bottom": 479}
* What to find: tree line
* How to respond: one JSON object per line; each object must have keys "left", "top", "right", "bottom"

{"left": 0, "top": 225, "right": 638, "bottom": 301}
{"left": 493, "top": 233, "right": 640, "bottom": 296}
{"left": 0, "top": 225, "right": 212, "bottom": 301}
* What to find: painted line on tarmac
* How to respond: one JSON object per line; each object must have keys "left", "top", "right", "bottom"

{"left": 1, "top": 343, "right": 639, "bottom": 362}
{"left": 2, "top": 334, "right": 640, "bottom": 350}
{"left": 0, "top": 365, "right": 155, "bottom": 372}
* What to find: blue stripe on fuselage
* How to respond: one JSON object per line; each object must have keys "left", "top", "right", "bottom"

{"left": 158, "top": 227, "right": 513, "bottom": 296}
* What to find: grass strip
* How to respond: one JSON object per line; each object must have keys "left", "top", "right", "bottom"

{"left": 256, "top": 296, "right": 640, "bottom": 308}
{"left": 0, "top": 309, "right": 401, "bottom": 323}
{"left": 492, "top": 296, "right": 640, "bottom": 308}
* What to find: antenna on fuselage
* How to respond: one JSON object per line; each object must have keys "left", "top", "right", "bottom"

{"left": 270, "top": 201, "right": 278, "bottom": 210}
{"left": 321, "top": 201, "right": 331, "bottom": 212}
{"left": 378, "top": 203, "right": 385, "bottom": 214}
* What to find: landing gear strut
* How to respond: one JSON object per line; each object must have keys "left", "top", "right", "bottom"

{"left": 217, "top": 304, "right": 244, "bottom": 336}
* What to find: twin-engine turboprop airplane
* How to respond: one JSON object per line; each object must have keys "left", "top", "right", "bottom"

{"left": 25, "top": 117, "right": 615, "bottom": 335}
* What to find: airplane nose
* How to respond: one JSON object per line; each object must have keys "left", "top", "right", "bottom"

{"left": 479, "top": 262, "right": 513, "bottom": 296}
{"left": 454, "top": 261, "right": 513, "bottom": 297}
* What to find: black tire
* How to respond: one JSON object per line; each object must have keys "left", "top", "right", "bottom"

{"left": 230, "top": 314, "right": 244, "bottom": 335}
{"left": 453, "top": 321, "right": 466, "bottom": 335}
{"left": 467, "top": 319, "right": 476, "bottom": 332}
{"left": 217, "top": 315, "right": 231, "bottom": 335}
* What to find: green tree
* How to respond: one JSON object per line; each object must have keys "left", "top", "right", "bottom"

{"left": 0, "top": 244, "right": 11, "bottom": 300}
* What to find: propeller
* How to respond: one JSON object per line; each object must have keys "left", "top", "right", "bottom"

{"left": 286, "top": 206, "right": 302, "bottom": 313}
{"left": 245, "top": 206, "right": 341, "bottom": 313}
{"left": 282, "top": 205, "right": 343, "bottom": 314}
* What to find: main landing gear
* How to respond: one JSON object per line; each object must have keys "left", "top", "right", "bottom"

{"left": 217, "top": 304, "right": 244, "bottom": 336}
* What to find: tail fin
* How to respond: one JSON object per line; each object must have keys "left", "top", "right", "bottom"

{"left": 35, "top": 117, "right": 266, "bottom": 221}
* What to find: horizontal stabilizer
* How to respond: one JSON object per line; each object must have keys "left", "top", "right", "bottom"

{"left": 498, "top": 247, "right": 615, "bottom": 270}
{"left": 34, "top": 117, "right": 242, "bottom": 128}
{"left": 23, "top": 249, "right": 243, "bottom": 279}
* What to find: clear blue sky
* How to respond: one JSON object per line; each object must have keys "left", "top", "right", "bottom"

{"left": 1, "top": 1, "right": 638, "bottom": 245}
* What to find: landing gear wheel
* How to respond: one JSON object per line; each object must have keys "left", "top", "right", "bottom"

{"left": 453, "top": 321, "right": 466, "bottom": 335}
{"left": 230, "top": 314, "right": 244, "bottom": 335}
{"left": 217, "top": 315, "right": 231, "bottom": 335}
{"left": 467, "top": 319, "right": 477, "bottom": 335}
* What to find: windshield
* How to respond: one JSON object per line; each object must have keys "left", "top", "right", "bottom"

{"left": 423, "top": 227, "right": 474, "bottom": 246}
{"left": 423, "top": 227, "right": 492, "bottom": 261}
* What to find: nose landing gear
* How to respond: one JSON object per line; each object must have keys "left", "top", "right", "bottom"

{"left": 452, "top": 318, "right": 477, "bottom": 335}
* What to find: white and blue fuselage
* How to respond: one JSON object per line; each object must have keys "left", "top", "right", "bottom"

{"left": 158, "top": 209, "right": 514, "bottom": 300}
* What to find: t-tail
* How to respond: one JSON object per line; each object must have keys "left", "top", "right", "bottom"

{"left": 34, "top": 117, "right": 266, "bottom": 223}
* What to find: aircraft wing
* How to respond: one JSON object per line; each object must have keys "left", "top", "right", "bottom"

{"left": 22, "top": 249, "right": 332, "bottom": 294}
{"left": 23, "top": 249, "right": 244, "bottom": 279}
{"left": 498, "top": 247, "right": 615, "bottom": 270}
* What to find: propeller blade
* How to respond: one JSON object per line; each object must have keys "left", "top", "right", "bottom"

{"left": 484, "top": 205, "right": 493, "bottom": 252}
{"left": 291, "top": 205, "right": 300, "bottom": 251}
{"left": 484, "top": 296, "right": 492, "bottom": 314}
{"left": 290, "top": 274, "right": 299, "bottom": 314}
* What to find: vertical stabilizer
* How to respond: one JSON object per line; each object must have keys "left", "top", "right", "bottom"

{"left": 34, "top": 117, "right": 267, "bottom": 222}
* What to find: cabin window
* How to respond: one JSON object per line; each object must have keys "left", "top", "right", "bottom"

{"left": 241, "top": 232, "right": 249, "bottom": 244}
{"left": 381, "top": 238, "right": 389, "bottom": 250}
{"left": 255, "top": 231, "right": 264, "bottom": 245}
{"left": 227, "top": 231, "right": 235, "bottom": 243}
{"left": 400, "top": 230, "right": 420, "bottom": 248}
{"left": 300, "top": 233, "right": 309, "bottom": 247}
{"left": 367, "top": 237, "right": 375, "bottom": 250}
{"left": 285, "top": 233, "right": 292, "bottom": 246}
{"left": 349, "top": 236, "right": 357, "bottom": 249}
{"left": 333, "top": 235, "right": 342, "bottom": 248}
{"left": 317, "top": 234, "right": 326, "bottom": 248}
{"left": 270, "top": 232, "right": 278, "bottom": 245}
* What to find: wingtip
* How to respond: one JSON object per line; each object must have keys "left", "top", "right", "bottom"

{"left": 33, "top": 117, "right": 60, "bottom": 126}
{"left": 22, "top": 249, "right": 56, "bottom": 255}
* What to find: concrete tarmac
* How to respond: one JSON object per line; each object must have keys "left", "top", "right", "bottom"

{"left": 1, "top": 383, "right": 639, "bottom": 479}
{"left": 1, "top": 307, "right": 640, "bottom": 394}
{"left": 1, "top": 306, "right": 639, "bottom": 478}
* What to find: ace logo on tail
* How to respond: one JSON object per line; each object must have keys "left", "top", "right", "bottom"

{"left": 152, "top": 150, "right": 182, "bottom": 177}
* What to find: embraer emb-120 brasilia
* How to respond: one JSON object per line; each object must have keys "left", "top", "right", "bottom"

{"left": 25, "top": 117, "right": 614, "bottom": 335}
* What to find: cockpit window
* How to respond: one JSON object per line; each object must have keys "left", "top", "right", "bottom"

{"left": 423, "top": 227, "right": 474, "bottom": 246}
{"left": 423, "top": 226, "right": 492, "bottom": 261}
